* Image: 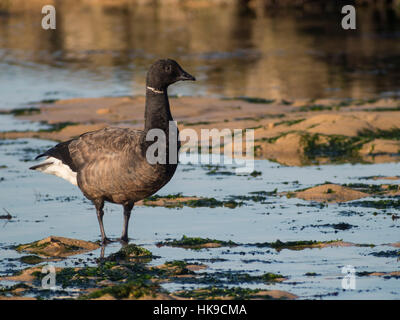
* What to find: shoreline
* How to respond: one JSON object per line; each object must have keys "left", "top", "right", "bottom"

{"left": 1, "top": 95, "right": 400, "bottom": 166}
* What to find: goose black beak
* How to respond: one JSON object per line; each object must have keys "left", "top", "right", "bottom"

{"left": 179, "top": 70, "right": 196, "bottom": 81}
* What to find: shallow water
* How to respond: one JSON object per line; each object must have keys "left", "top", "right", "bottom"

{"left": 1, "top": 2, "right": 400, "bottom": 109}
{"left": 0, "top": 1, "right": 399, "bottom": 300}
{"left": 0, "top": 114, "right": 50, "bottom": 132}
{"left": 0, "top": 138, "right": 399, "bottom": 299}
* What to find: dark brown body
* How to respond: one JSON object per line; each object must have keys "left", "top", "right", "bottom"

{"left": 71, "top": 127, "right": 178, "bottom": 204}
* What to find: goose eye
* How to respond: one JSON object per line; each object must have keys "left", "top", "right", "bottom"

{"left": 165, "top": 65, "right": 172, "bottom": 73}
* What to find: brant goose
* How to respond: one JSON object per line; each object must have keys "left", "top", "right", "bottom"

{"left": 30, "top": 59, "right": 195, "bottom": 244}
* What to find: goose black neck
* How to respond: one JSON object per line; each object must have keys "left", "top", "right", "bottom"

{"left": 144, "top": 88, "right": 173, "bottom": 132}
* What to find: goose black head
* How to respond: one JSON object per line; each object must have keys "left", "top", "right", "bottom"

{"left": 146, "top": 59, "right": 196, "bottom": 91}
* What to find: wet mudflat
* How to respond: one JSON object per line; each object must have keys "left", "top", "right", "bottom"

{"left": 1, "top": 0, "right": 400, "bottom": 301}
{"left": 0, "top": 135, "right": 398, "bottom": 299}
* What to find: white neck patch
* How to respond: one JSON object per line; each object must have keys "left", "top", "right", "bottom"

{"left": 147, "top": 86, "right": 164, "bottom": 94}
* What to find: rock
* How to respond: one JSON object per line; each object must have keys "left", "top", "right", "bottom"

{"left": 290, "top": 183, "right": 369, "bottom": 202}
{"left": 16, "top": 236, "right": 100, "bottom": 258}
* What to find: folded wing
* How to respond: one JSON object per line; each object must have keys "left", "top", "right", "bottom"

{"left": 30, "top": 127, "right": 145, "bottom": 186}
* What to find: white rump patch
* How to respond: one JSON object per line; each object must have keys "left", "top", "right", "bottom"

{"left": 35, "top": 157, "right": 78, "bottom": 186}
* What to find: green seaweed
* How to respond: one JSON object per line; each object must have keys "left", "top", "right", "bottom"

{"left": 157, "top": 235, "right": 238, "bottom": 250}
{"left": 223, "top": 96, "right": 275, "bottom": 104}
{"left": 342, "top": 183, "right": 387, "bottom": 194}
{"left": 8, "top": 107, "right": 41, "bottom": 116}
{"left": 228, "top": 195, "right": 267, "bottom": 202}
{"left": 170, "top": 270, "right": 284, "bottom": 286}
{"left": 330, "top": 223, "right": 353, "bottom": 230}
{"left": 162, "top": 260, "right": 196, "bottom": 276}
{"left": 369, "top": 250, "right": 399, "bottom": 258}
{"left": 250, "top": 170, "right": 262, "bottom": 177}
{"left": 300, "top": 132, "right": 365, "bottom": 164}
{"left": 184, "top": 198, "right": 242, "bottom": 209}
{"left": 143, "top": 195, "right": 243, "bottom": 209}
{"left": 175, "top": 286, "right": 285, "bottom": 300}
{"left": 256, "top": 131, "right": 293, "bottom": 144}
{"left": 305, "top": 223, "right": 355, "bottom": 231}
{"left": 184, "top": 121, "right": 214, "bottom": 126}
{"left": 38, "top": 122, "right": 79, "bottom": 132}
{"left": 105, "top": 244, "right": 153, "bottom": 262}
{"left": 0, "top": 283, "right": 31, "bottom": 296}
{"left": 38, "top": 99, "right": 59, "bottom": 104}
{"left": 144, "top": 193, "right": 183, "bottom": 202}
{"left": 357, "top": 128, "right": 400, "bottom": 141}
{"left": 356, "top": 271, "right": 400, "bottom": 279}
{"left": 206, "top": 169, "right": 235, "bottom": 176}
{"left": 299, "top": 104, "right": 332, "bottom": 112}
{"left": 365, "top": 106, "right": 400, "bottom": 112}
{"left": 33, "top": 260, "right": 154, "bottom": 289}
{"left": 249, "top": 239, "right": 342, "bottom": 251}
{"left": 274, "top": 119, "right": 305, "bottom": 127}
{"left": 249, "top": 189, "right": 278, "bottom": 196}
{"left": 356, "top": 271, "right": 374, "bottom": 277}
{"left": 346, "top": 199, "right": 400, "bottom": 209}
{"left": 20, "top": 255, "right": 45, "bottom": 265}
{"left": 83, "top": 280, "right": 160, "bottom": 299}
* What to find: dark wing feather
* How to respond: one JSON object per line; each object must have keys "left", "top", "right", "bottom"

{"left": 68, "top": 127, "right": 145, "bottom": 171}
{"left": 33, "top": 127, "right": 144, "bottom": 179}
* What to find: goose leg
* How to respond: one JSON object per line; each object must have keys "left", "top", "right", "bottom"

{"left": 93, "top": 199, "right": 110, "bottom": 245}
{"left": 121, "top": 201, "right": 134, "bottom": 243}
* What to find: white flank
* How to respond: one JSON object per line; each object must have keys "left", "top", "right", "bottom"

{"left": 35, "top": 157, "right": 78, "bottom": 186}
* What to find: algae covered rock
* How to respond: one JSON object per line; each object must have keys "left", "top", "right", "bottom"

{"left": 175, "top": 286, "right": 297, "bottom": 300}
{"left": 105, "top": 244, "right": 153, "bottom": 262}
{"left": 157, "top": 235, "right": 238, "bottom": 250}
{"left": 16, "top": 236, "right": 100, "bottom": 258}
{"left": 19, "top": 255, "right": 46, "bottom": 265}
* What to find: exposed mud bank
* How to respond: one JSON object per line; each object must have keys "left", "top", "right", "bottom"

{"left": 2, "top": 97, "right": 400, "bottom": 166}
